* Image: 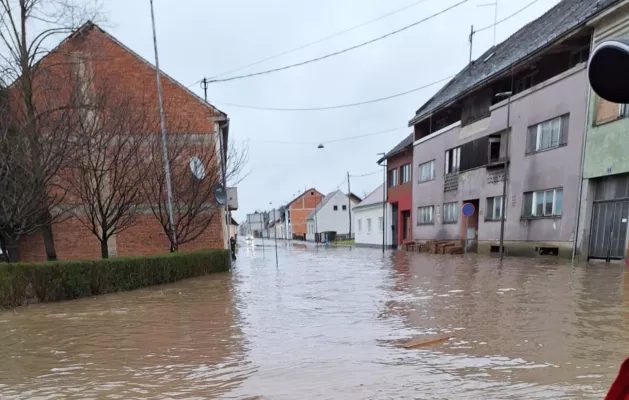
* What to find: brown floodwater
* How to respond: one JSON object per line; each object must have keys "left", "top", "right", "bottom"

{"left": 1, "top": 244, "right": 628, "bottom": 399}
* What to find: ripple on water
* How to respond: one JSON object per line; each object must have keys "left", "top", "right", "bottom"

{"left": 0, "top": 247, "right": 627, "bottom": 399}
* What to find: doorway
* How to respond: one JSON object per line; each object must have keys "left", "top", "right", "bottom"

{"left": 402, "top": 210, "right": 411, "bottom": 242}
{"left": 461, "top": 199, "right": 480, "bottom": 252}
{"left": 391, "top": 203, "right": 399, "bottom": 247}
{"left": 589, "top": 201, "right": 629, "bottom": 261}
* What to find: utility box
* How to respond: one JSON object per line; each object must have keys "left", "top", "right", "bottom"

{"left": 227, "top": 187, "right": 238, "bottom": 210}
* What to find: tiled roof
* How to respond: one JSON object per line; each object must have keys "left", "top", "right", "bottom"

{"left": 377, "top": 133, "right": 414, "bottom": 164}
{"left": 409, "top": 0, "right": 619, "bottom": 126}
{"left": 354, "top": 184, "right": 385, "bottom": 210}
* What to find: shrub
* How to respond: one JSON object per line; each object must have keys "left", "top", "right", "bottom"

{"left": 0, "top": 250, "right": 230, "bottom": 309}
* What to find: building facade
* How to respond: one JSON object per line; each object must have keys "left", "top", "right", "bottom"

{"left": 408, "top": 0, "right": 611, "bottom": 257}
{"left": 306, "top": 191, "right": 361, "bottom": 241}
{"left": 577, "top": 0, "right": 629, "bottom": 262}
{"left": 378, "top": 134, "right": 414, "bottom": 248}
{"left": 16, "top": 22, "right": 229, "bottom": 261}
{"left": 288, "top": 189, "right": 324, "bottom": 240}
{"left": 354, "top": 184, "right": 393, "bottom": 248}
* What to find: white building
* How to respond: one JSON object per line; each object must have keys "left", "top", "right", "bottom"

{"left": 306, "top": 190, "right": 361, "bottom": 241}
{"left": 354, "top": 184, "right": 393, "bottom": 248}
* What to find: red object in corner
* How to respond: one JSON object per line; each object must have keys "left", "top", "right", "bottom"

{"left": 606, "top": 358, "right": 629, "bottom": 400}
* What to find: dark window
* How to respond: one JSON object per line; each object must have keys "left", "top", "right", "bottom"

{"left": 333, "top": 205, "right": 338, "bottom": 211}
{"left": 489, "top": 135, "right": 502, "bottom": 163}
{"left": 486, "top": 196, "right": 505, "bottom": 221}
{"left": 445, "top": 147, "right": 460, "bottom": 174}
{"left": 342, "top": 205, "right": 347, "bottom": 211}
{"left": 388, "top": 169, "right": 398, "bottom": 187}
{"left": 526, "top": 115, "right": 569, "bottom": 154}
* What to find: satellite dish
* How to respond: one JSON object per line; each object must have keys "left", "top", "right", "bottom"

{"left": 213, "top": 184, "right": 227, "bottom": 205}
{"left": 189, "top": 156, "right": 206, "bottom": 180}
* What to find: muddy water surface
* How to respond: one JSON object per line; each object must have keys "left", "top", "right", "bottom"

{"left": 1, "top": 244, "right": 628, "bottom": 399}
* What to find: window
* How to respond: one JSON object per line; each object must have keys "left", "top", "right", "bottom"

{"left": 620, "top": 104, "right": 629, "bottom": 118}
{"left": 526, "top": 115, "right": 569, "bottom": 153}
{"left": 417, "top": 206, "right": 434, "bottom": 225}
{"left": 388, "top": 168, "right": 398, "bottom": 187}
{"left": 418, "top": 160, "right": 435, "bottom": 183}
{"left": 445, "top": 147, "right": 461, "bottom": 174}
{"left": 367, "top": 218, "right": 372, "bottom": 232}
{"left": 358, "top": 219, "right": 362, "bottom": 232}
{"left": 342, "top": 205, "right": 347, "bottom": 211}
{"left": 523, "top": 188, "right": 563, "bottom": 218}
{"left": 401, "top": 163, "right": 411, "bottom": 184}
{"left": 489, "top": 135, "right": 503, "bottom": 163}
{"left": 378, "top": 217, "right": 383, "bottom": 231}
{"left": 333, "top": 205, "right": 338, "bottom": 211}
{"left": 515, "top": 71, "right": 537, "bottom": 93}
{"left": 443, "top": 202, "right": 458, "bottom": 224}
{"left": 486, "top": 196, "right": 505, "bottom": 221}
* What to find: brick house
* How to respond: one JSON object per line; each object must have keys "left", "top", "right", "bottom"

{"left": 15, "top": 22, "right": 229, "bottom": 261}
{"left": 288, "top": 188, "right": 324, "bottom": 240}
{"left": 378, "top": 134, "right": 414, "bottom": 248}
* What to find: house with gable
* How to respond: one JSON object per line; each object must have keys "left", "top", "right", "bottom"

{"left": 306, "top": 191, "right": 361, "bottom": 242}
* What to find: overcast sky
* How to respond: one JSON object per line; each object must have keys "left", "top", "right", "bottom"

{"left": 101, "top": 0, "right": 560, "bottom": 221}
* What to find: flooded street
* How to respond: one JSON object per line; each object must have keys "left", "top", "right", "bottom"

{"left": 1, "top": 244, "right": 629, "bottom": 399}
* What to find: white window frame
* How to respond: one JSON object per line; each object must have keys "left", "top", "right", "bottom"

{"left": 533, "top": 116, "right": 562, "bottom": 152}
{"left": 367, "top": 218, "right": 372, "bottom": 233}
{"left": 401, "top": 163, "right": 411, "bottom": 184}
{"left": 445, "top": 147, "right": 461, "bottom": 174}
{"left": 418, "top": 160, "right": 436, "bottom": 183}
{"left": 389, "top": 168, "right": 398, "bottom": 187}
{"left": 417, "top": 206, "right": 434, "bottom": 225}
{"left": 486, "top": 196, "right": 505, "bottom": 221}
{"left": 524, "top": 188, "right": 563, "bottom": 218}
{"left": 443, "top": 202, "right": 458, "bottom": 223}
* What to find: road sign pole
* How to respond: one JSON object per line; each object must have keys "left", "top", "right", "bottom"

{"left": 465, "top": 216, "right": 468, "bottom": 255}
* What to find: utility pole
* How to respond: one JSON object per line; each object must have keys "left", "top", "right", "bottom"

{"left": 468, "top": 25, "right": 475, "bottom": 76}
{"left": 496, "top": 90, "right": 513, "bottom": 262}
{"left": 149, "top": 0, "right": 177, "bottom": 251}
{"left": 201, "top": 77, "right": 209, "bottom": 103}
{"left": 347, "top": 171, "right": 352, "bottom": 239}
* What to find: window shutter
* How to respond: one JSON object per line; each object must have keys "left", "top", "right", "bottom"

{"left": 559, "top": 114, "right": 569, "bottom": 145}
{"left": 526, "top": 126, "right": 536, "bottom": 154}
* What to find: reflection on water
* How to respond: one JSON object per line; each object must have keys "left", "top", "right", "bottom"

{"left": 0, "top": 246, "right": 628, "bottom": 399}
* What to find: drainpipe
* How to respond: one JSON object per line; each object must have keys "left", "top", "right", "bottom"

{"left": 572, "top": 70, "right": 593, "bottom": 265}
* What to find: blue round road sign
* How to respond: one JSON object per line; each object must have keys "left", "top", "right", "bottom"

{"left": 462, "top": 203, "right": 475, "bottom": 217}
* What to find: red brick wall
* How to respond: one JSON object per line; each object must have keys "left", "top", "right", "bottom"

{"left": 15, "top": 24, "right": 226, "bottom": 261}
{"left": 289, "top": 189, "right": 324, "bottom": 237}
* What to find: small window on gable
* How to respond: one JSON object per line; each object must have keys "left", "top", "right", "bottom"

{"left": 333, "top": 205, "right": 338, "bottom": 211}
{"left": 342, "top": 205, "right": 347, "bottom": 211}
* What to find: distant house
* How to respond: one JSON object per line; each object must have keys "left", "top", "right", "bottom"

{"left": 288, "top": 188, "right": 325, "bottom": 240}
{"left": 230, "top": 217, "right": 239, "bottom": 239}
{"left": 306, "top": 191, "right": 361, "bottom": 241}
{"left": 354, "top": 184, "right": 393, "bottom": 248}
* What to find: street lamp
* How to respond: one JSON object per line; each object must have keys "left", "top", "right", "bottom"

{"left": 495, "top": 91, "right": 513, "bottom": 262}
{"left": 378, "top": 152, "right": 387, "bottom": 254}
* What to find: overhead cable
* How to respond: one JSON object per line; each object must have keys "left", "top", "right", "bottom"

{"left": 215, "top": 75, "right": 454, "bottom": 111}
{"left": 207, "top": 0, "right": 469, "bottom": 83}
{"left": 208, "top": 0, "right": 434, "bottom": 80}
{"left": 474, "top": 0, "right": 542, "bottom": 33}
{"left": 252, "top": 126, "right": 408, "bottom": 145}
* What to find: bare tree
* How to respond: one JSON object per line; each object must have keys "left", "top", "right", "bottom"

{"left": 0, "top": 0, "right": 100, "bottom": 261}
{"left": 56, "top": 84, "right": 156, "bottom": 258}
{"left": 141, "top": 132, "right": 249, "bottom": 252}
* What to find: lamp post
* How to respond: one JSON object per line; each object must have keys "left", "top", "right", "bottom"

{"left": 378, "top": 152, "right": 387, "bottom": 254}
{"left": 495, "top": 91, "right": 513, "bottom": 262}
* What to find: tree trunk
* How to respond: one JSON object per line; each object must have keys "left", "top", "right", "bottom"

{"left": 41, "top": 218, "right": 57, "bottom": 261}
{"left": 100, "top": 239, "right": 109, "bottom": 259}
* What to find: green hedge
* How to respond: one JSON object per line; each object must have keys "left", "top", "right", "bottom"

{"left": 0, "top": 250, "right": 230, "bottom": 309}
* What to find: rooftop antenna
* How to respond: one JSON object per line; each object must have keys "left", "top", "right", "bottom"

{"left": 469, "top": 25, "right": 474, "bottom": 76}
{"left": 478, "top": 1, "right": 499, "bottom": 47}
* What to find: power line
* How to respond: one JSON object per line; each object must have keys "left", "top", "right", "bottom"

{"left": 207, "top": 0, "right": 435, "bottom": 80}
{"left": 215, "top": 75, "right": 454, "bottom": 111}
{"left": 251, "top": 126, "right": 407, "bottom": 145}
{"left": 475, "top": 0, "right": 542, "bottom": 34}
{"left": 350, "top": 170, "right": 381, "bottom": 178}
{"left": 207, "top": 0, "right": 469, "bottom": 83}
